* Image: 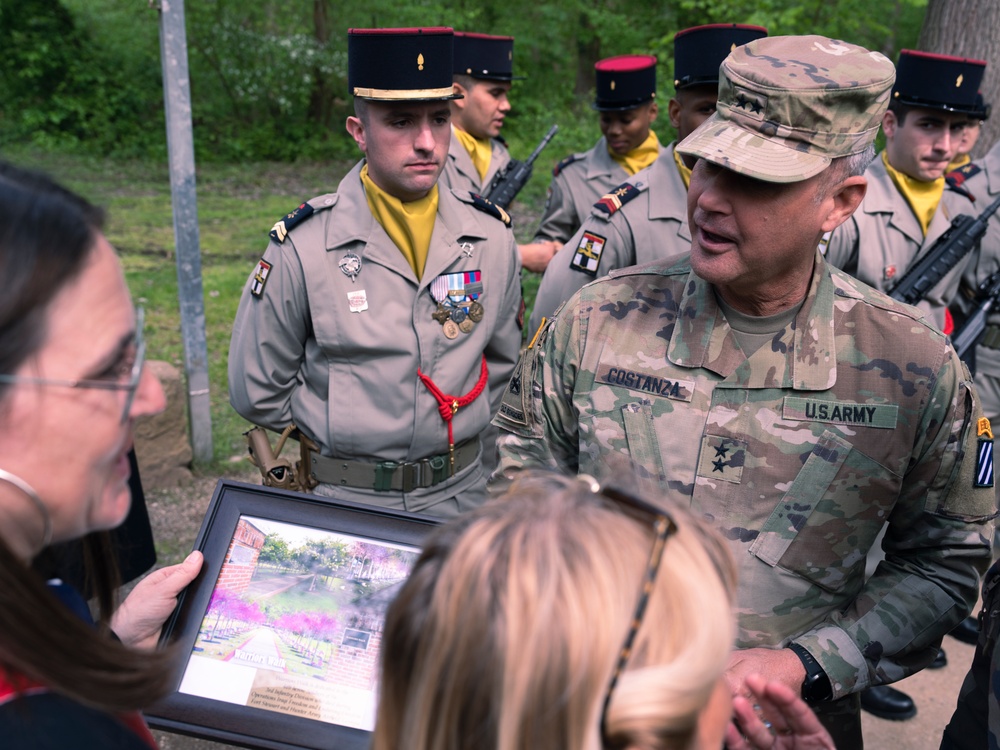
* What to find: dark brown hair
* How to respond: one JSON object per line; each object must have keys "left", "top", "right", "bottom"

{"left": 0, "top": 161, "right": 179, "bottom": 712}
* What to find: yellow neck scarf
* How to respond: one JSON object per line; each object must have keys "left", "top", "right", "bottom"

{"left": 882, "top": 151, "right": 944, "bottom": 237}
{"left": 361, "top": 164, "right": 438, "bottom": 280}
{"left": 610, "top": 131, "right": 660, "bottom": 176}
{"left": 947, "top": 153, "right": 971, "bottom": 173}
{"left": 453, "top": 126, "right": 492, "bottom": 183}
{"left": 672, "top": 145, "right": 692, "bottom": 189}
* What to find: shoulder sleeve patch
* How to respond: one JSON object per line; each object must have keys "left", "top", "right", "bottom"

{"left": 569, "top": 231, "right": 607, "bottom": 276}
{"left": 553, "top": 153, "right": 583, "bottom": 177}
{"left": 946, "top": 163, "right": 982, "bottom": 202}
{"left": 269, "top": 195, "right": 338, "bottom": 243}
{"left": 469, "top": 193, "right": 512, "bottom": 226}
{"left": 593, "top": 182, "right": 641, "bottom": 217}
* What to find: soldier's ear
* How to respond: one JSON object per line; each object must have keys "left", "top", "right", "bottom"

{"left": 346, "top": 116, "right": 367, "bottom": 153}
{"left": 882, "top": 109, "right": 898, "bottom": 139}
{"left": 668, "top": 98, "right": 681, "bottom": 129}
{"left": 821, "top": 175, "right": 867, "bottom": 233}
{"left": 452, "top": 81, "right": 469, "bottom": 111}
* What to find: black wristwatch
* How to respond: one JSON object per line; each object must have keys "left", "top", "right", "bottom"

{"left": 788, "top": 642, "right": 833, "bottom": 704}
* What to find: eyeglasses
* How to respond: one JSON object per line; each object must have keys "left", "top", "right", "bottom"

{"left": 0, "top": 307, "right": 146, "bottom": 424}
{"left": 583, "top": 478, "right": 678, "bottom": 746}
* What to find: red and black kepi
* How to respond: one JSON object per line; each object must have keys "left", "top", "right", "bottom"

{"left": 348, "top": 27, "right": 462, "bottom": 101}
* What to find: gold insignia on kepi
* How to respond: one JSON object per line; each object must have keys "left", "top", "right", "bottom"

{"left": 610, "top": 80, "right": 616, "bottom": 90}
{"left": 418, "top": 53, "right": 425, "bottom": 71}
{"left": 956, "top": 74, "right": 963, "bottom": 87}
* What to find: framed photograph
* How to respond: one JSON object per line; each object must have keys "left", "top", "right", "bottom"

{"left": 146, "top": 479, "right": 441, "bottom": 750}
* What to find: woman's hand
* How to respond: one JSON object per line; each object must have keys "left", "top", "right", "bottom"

{"left": 110, "top": 550, "right": 203, "bottom": 650}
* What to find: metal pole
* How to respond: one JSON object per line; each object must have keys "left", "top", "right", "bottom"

{"left": 157, "top": 0, "right": 213, "bottom": 463}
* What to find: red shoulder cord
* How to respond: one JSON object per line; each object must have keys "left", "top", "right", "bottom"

{"left": 417, "top": 355, "right": 489, "bottom": 476}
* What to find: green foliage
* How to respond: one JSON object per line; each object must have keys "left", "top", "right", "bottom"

{"left": 2, "top": 0, "right": 928, "bottom": 162}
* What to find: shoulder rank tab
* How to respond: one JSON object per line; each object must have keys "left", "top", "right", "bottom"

{"left": 946, "top": 163, "right": 982, "bottom": 202}
{"left": 553, "top": 153, "right": 583, "bottom": 177}
{"left": 269, "top": 195, "right": 338, "bottom": 243}
{"left": 468, "top": 193, "right": 512, "bottom": 226}
{"left": 594, "top": 182, "right": 641, "bottom": 217}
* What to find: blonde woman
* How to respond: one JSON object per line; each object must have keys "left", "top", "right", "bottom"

{"left": 373, "top": 472, "right": 833, "bottom": 750}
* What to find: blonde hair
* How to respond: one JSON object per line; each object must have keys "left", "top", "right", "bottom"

{"left": 372, "top": 472, "right": 736, "bottom": 750}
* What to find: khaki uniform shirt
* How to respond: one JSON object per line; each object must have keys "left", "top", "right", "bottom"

{"left": 532, "top": 137, "right": 629, "bottom": 245}
{"left": 438, "top": 128, "right": 511, "bottom": 195}
{"left": 528, "top": 143, "right": 691, "bottom": 333}
{"left": 825, "top": 155, "right": 976, "bottom": 331}
{"left": 229, "top": 161, "right": 523, "bottom": 515}
{"left": 951, "top": 141, "right": 1000, "bottom": 424}
{"left": 493, "top": 252, "right": 994, "bottom": 696}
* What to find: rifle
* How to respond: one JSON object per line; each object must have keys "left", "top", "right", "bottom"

{"left": 483, "top": 124, "right": 559, "bottom": 209}
{"left": 889, "top": 191, "right": 1000, "bottom": 306}
{"left": 951, "top": 268, "right": 1000, "bottom": 364}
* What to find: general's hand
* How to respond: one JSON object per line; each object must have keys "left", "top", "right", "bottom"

{"left": 111, "top": 550, "right": 203, "bottom": 650}
{"left": 725, "top": 673, "right": 835, "bottom": 750}
{"left": 518, "top": 241, "right": 560, "bottom": 273}
{"left": 726, "top": 647, "right": 806, "bottom": 699}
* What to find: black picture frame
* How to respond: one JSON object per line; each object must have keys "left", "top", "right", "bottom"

{"left": 145, "top": 479, "right": 441, "bottom": 750}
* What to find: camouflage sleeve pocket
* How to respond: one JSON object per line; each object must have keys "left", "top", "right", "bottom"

{"left": 493, "top": 339, "right": 546, "bottom": 439}
{"left": 931, "top": 371, "right": 998, "bottom": 522}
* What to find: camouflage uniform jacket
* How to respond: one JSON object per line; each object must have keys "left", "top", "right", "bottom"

{"left": 438, "top": 128, "right": 511, "bottom": 195}
{"left": 493, "top": 252, "right": 994, "bottom": 697}
{"left": 824, "top": 154, "right": 976, "bottom": 332}
{"left": 940, "top": 557, "right": 1000, "bottom": 750}
{"left": 531, "top": 136, "right": 630, "bottom": 245}
{"left": 950, "top": 141, "right": 1000, "bottom": 425}
{"left": 229, "top": 161, "right": 523, "bottom": 515}
{"left": 528, "top": 144, "right": 690, "bottom": 333}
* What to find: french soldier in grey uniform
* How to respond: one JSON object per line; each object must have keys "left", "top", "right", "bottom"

{"left": 824, "top": 49, "right": 985, "bottom": 335}
{"left": 229, "top": 26, "right": 523, "bottom": 517}
{"left": 530, "top": 24, "right": 767, "bottom": 333}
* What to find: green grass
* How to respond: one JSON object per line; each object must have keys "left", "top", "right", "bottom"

{"left": 4, "top": 146, "right": 546, "bottom": 471}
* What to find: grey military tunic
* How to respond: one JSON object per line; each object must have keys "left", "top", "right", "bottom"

{"left": 229, "top": 161, "right": 523, "bottom": 516}
{"left": 824, "top": 155, "right": 976, "bottom": 332}
{"left": 438, "top": 128, "right": 511, "bottom": 195}
{"left": 528, "top": 143, "right": 691, "bottom": 333}
{"left": 951, "top": 141, "right": 1000, "bottom": 428}
{"left": 531, "top": 137, "right": 630, "bottom": 245}
{"left": 494, "top": 251, "right": 994, "bottom": 697}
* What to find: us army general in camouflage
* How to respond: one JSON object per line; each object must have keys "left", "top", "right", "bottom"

{"left": 492, "top": 35, "right": 995, "bottom": 747}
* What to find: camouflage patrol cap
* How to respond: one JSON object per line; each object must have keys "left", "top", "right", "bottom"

{"left": 677, "top": 35, "right": 895, "bottom": 183}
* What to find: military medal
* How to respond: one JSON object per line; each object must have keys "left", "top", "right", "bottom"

{"left": 432, "top": 304, "right": 452, "bottom": 324}
{"left": 429, "top": 269, "right": 483, "bottom": 340}
{"left": 339, "top": 252, "right": 363, "bottom": 282}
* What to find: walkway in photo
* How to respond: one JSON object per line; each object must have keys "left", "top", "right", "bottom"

{"left": 222, "top": 627, "right": 288, "bottom": 672}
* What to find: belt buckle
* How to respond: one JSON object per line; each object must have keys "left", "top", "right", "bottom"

{"left": 374, "top": 461, "right": 398, "bottom": 492}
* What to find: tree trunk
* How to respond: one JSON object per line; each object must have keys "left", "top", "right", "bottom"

{"left": 918, "top": 0, "right": 1000, "bottom": 159}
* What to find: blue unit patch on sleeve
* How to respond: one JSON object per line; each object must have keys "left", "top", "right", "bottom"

{"left": 469, "top": 193, "right": 511, "bottom": 226}
{"left": 593, "top": 182, "right": 640, "bottom": 217}
{"left": 269, "top": 202, "right": 315, "bottom": 243}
